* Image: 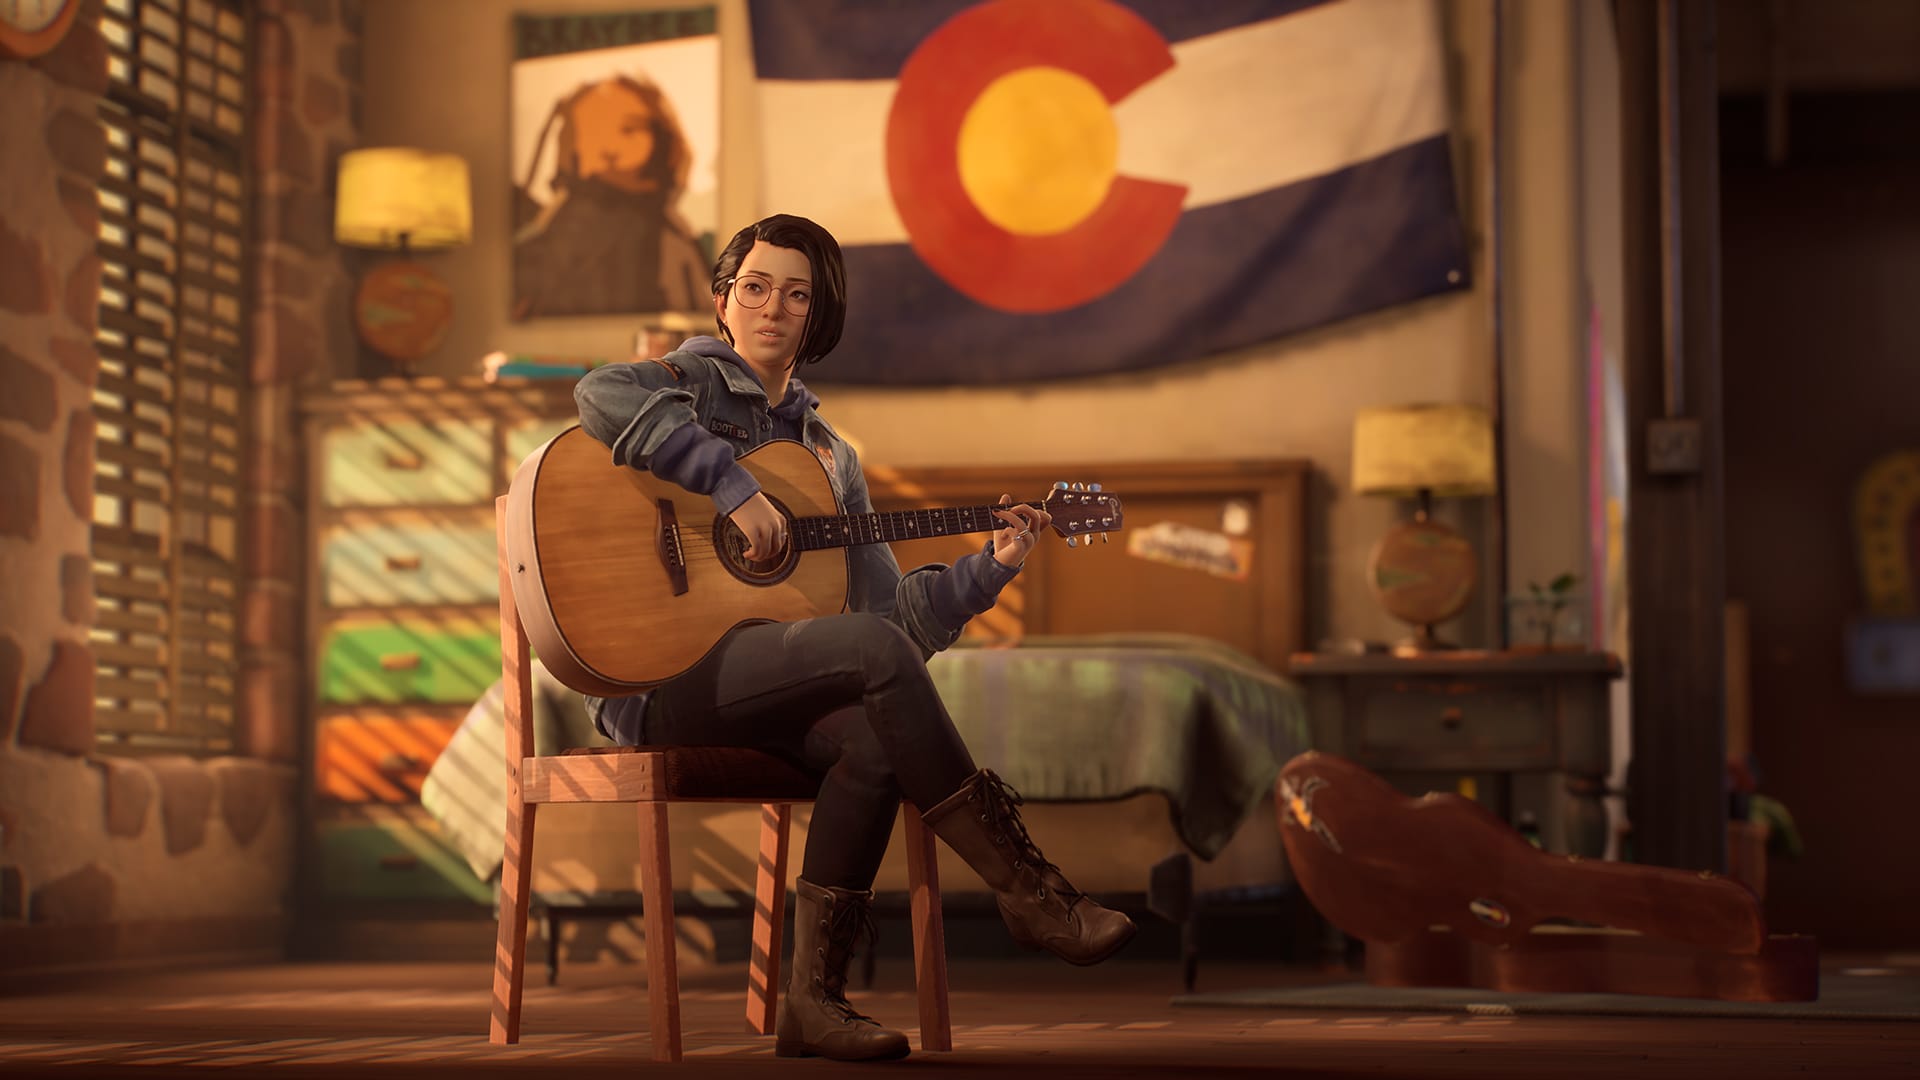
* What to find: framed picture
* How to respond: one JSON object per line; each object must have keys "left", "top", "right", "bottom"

{"left": 510, "top": 8, "right": 719, "bottom": 321}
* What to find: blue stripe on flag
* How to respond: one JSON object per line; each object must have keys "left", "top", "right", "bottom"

{"left": 749, "top": 0, "right": 1336, "bottom": 81}
{"left": 819, "top": 136, "right": 1469, "bottom": 386}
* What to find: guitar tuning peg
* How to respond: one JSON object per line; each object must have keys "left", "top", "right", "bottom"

{"left": 1066, "top": 536, "right": 1078, "bottom": 548}
{"left": 1054, "top": 481, "right": 1069, "bottom": 490}
{"left": 1101, "top": 533, "right": 1110, "bottom": 543}
{"left": 1090, "top": 483, "right": 1102, "bottom": 492}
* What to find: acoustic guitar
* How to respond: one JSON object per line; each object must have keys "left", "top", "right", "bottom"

{"left": 503, "top": 426, "right": 1125, "bottom": 696}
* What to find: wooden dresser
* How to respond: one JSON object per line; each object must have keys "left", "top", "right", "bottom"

{"left": 301, "top": 376, "right": 579, "bottom": 908}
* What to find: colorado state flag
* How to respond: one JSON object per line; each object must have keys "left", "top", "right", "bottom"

{"left": 748, "top": 0, "right": 1469, "bottom": 385}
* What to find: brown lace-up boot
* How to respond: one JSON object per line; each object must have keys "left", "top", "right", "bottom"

{"left": 774, "top": 877, "right": 910, "bottom": 1061}
{"left": 923, "top": 768, "right": 1136, "bottom": 965}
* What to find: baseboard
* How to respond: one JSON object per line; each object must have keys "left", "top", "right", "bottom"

{"left": 293, "top": 910, "right": 499, "bottom": 963}
{"left": 0, "top": 914, "right": 288, "bottom": 979}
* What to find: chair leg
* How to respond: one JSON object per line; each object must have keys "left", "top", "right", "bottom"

{"left": 491, "top": 494, "right": 541, "bottom": 1046}
{"left": 488, "top": 794, "right": 538, "bottom": 1044}
{"left": 746, "top": 802, "right": 792, "bottom": 1035}
{"left": 636, "top": 799, "right": 682, "bottom": 1063}
{"left": 903, "top": 806, "right": 952, "bottom": 1052}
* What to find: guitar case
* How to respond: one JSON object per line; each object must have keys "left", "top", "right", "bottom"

{"left": 1274, "top": 751, "right": 1817, "bottom": 1001}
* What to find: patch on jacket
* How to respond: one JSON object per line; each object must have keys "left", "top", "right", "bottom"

{"left": 646, "top": 357, "right": 685, "bottom": 379}
{"left": 708, "top": 418, "right": 750, "bottom": 441}
{"left": 813, "top": 443, "right": 836, "bottom": 473}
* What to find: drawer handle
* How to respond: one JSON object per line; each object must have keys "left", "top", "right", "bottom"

{"left": 383, "top": 450, "right": 425, "bottom": 471}
{"left": 380, "top": 652, "right": 422, "bottom": 671}
{"left": 377, "top": 752, "right": 421, "bottom": 774}
{"left": 1440, "top": 706, "right": 1465, "bottom": 730}
{"left": 384, "top": 554, "right": 423, "bottom": 572}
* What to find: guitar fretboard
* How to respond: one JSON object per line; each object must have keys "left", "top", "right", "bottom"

{"left": 792, "top": 505, "right": 1012, "bottom": 551}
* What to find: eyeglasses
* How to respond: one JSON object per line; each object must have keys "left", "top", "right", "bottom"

{"left": 727, "top": 275, "right": 812, "bottom": 317}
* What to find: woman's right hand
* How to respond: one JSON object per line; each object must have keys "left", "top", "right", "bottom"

{"left": 730, "top": 491, "right": 787, "bottom": 561}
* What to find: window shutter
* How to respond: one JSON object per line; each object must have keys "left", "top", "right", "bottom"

{"left": 91, "top": 0, "right": 249, "bottom": 753}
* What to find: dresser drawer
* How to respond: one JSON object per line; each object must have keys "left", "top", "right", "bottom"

{"left": 320, "top": 512, "right": 497, "bottom": 608}
{"left": 317, "top": 614, "right": 501, "bottom": 705}
{"left": 1353, "top": 677, "right": 1554, "bottom": 770}
{"left": 316, "top": 805, "right": 491, "bottom": 903}
{"left": 316, "top": 710, "right": 463, "bottom": 803}
{"left": 321, "top": 419, "right": 492, "bottom": 507}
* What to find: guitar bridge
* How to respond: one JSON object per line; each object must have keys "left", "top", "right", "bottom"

{"left": 655, "top": 498, "right": 689, "bottom": 596}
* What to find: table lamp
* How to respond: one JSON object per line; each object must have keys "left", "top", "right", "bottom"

{"left": 334, "top": 148, "right": 472, "bottom": 373}
{"left": 1352, "top": 404, "right": 1497, "bottom": 653}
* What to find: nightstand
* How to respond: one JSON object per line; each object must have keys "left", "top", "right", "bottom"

{"left": 1289, "top": 650, "right": 1622, "bottom": 857}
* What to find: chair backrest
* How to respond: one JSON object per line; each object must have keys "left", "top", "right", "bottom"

{"left": 497, "top": 495, "right": 536, "bottom": 773}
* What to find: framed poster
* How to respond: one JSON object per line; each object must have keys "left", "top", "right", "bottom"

{"left": 510, "top": 9, "right": 719, "bottom": 320}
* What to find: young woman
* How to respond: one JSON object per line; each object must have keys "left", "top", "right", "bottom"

{"left": 572, "top": 214, "right": 1134, "bottom": 1062}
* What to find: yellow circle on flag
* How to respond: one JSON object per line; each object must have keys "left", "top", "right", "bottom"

{"left": 956, "top": 66, "right": 1117, "bottom": 237}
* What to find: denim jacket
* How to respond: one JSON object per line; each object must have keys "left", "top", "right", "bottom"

{"left": 571, "top": 336, "right": 1019, "bottom": 738}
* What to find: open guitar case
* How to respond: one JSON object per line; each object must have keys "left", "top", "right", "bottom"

{"left": 1275, "top": 752, "right": 1817, "bottom": 1002}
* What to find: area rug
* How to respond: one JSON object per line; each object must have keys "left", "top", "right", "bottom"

{"left": 1171, "top": 970, "right": 1920, "bottom": 1022}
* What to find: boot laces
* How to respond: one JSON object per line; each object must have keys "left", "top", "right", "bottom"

{"left": 817, "top": 893, "right": 882, "bottom": 1025}
{"left": 977, "top": 770, "right": 1087, "bottom": 910}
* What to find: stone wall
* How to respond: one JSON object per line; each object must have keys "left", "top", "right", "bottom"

{"left": 0, "top": 0, "right": 361, "bottom": 972}
{"left": 243, "top": 0, "right": 365, "bottom": 761}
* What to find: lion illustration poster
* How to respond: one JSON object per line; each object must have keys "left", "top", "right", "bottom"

{"left": 510, "top": 9, "right": 718, "bottom": 320}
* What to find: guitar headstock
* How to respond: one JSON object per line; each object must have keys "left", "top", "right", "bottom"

{"left": 1039, "top": 482, "right": 1123, "bottom": 548}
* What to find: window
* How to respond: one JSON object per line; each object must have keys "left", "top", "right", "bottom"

{"left": 90, "top": 0, "right": 249, "bottom": 754}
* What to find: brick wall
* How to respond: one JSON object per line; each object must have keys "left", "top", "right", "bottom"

{"left": 0, "top": 0, "right": 362, "bottom": 972}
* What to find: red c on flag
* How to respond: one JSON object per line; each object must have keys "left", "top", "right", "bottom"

{"left": 886, "top": 0, "right": 1187, "bottom": 314}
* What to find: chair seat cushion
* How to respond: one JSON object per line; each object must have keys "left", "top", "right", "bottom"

{"left": 561, "top": 745, "right": 821, "bottom": 801}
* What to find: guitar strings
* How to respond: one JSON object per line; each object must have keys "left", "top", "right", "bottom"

{"left": 671, "top": 523, "right": 1026, "bottom": 557}
{"left": 671, "top": 507, "right": 1039, "bottom": 549}
{"left": 660, "top": 503, "right": 1064, "bottom": 566}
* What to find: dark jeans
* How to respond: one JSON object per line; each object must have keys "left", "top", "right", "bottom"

{"left": 620, "top": 612, "right": 979, "bottom": 891}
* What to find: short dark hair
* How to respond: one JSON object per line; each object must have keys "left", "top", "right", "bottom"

{"left": 710, "top": 214, "right": 846, "bottom": 369}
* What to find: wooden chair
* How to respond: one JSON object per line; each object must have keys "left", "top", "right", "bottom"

{"left": 486, "top": 497, "right": 953, "bottom": 1061}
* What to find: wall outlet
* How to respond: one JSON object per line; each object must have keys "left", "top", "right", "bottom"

{"left": 1647, "top": 418, "right": 1703, "bottom": 475}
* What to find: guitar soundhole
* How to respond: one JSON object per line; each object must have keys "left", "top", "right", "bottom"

{"left": 712, "top": 494, "right": 800, "bottom": 587}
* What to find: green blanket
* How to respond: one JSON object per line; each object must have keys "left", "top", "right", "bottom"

{"left": 422, "top": 633, "right": 1307, "bottom": 880}
{"left": 928, "top": 634, "right": 1308, "bottom": 860}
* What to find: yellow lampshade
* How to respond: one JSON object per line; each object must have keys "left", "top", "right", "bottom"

{"left": 334, "top": 148, "right": 472, "bottom": 251}
{"left": 1352, "top": 404, "right": 1496, "bottom": 498}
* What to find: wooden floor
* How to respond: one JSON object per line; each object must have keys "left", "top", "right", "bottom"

{"left": 2, "top": 954, "right": 1916, "bottom": 1078}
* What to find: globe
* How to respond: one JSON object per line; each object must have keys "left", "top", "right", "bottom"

{"left": 354, "top": 260, "right": 454, "bottom": 369}
{"left": 1369, "top": 518, "right": 1477, "bottom": 635}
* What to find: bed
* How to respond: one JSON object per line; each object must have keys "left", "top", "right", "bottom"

{"left": 421, "top": 456, "right": 1317, "bottom": 977}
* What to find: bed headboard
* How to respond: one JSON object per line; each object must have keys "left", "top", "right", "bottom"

{"left": 862, "top": 458, "right": 1311, "bottom": 673}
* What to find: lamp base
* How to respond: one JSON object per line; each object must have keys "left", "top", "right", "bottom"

{"left": 354, "top": 259, "right": 454, "bottom": 373}
{"left": 1368, "top": 515, "right": 1478, "bottom": 651}
{"left": 1390, "top": 623, "right": 1463, "bottom": 657}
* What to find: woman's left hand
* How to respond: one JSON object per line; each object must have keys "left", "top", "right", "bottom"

{"left": 991, "top": 494, "right": 1051, "bottom": 568}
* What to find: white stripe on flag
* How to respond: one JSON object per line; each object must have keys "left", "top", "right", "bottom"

{"left": 758, "top": 78, "right": 907, "bottom": 245}
{"left": 756, "top": 0, "right": 1448, "bottom": 247}
{"left": 1113, "top": 0, "right": 1449, "bottom": 204}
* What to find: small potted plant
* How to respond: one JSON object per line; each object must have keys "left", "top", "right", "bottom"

{"left": 1509, "top": 572, "right": 1585, "bottom": 651}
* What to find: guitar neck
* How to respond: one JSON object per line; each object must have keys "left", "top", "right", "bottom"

{"left": 792, "top": 505, "right": 1012, "bottom": 551}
